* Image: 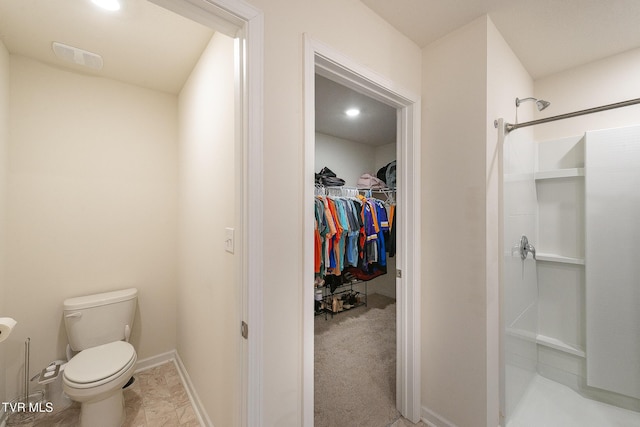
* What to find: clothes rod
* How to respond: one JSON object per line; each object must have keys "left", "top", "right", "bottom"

{"left": 503, "top": 97, "right": 640, "bottom": 133}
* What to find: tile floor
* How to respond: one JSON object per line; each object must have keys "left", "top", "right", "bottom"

{"left": 388, "top": 417, "right": 428, "bottom": 427}
{"left": 5, "top": 361, "right": 201, "bottom": 427}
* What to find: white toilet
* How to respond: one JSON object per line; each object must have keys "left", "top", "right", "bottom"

{"left": 62, "top": 288, "right": 138, "bottom": 427}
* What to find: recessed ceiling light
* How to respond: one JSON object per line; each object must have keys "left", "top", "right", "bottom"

{"left": 345, "top": 108, "right": 360, "bottom": 117}
{"left": 92, "top": 0, "right": 121, "bottom": 11}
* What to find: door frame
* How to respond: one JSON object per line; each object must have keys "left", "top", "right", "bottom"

{"left": 149, "top": 1, "right": 264, "bottom": 426}
{"left": 302, "top": 35, "right": 422, "bottom": 425}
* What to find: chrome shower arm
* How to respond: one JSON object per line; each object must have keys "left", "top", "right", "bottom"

{"left": 515, "top": 97, "right": 536, "bottom": 107}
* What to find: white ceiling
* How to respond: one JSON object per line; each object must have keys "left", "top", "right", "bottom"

{"left": 315, "top": 75, "right": 396, "bottom": 146}
{"left": 0, "top": 0, "right": 214, "bottom": 94}
{"left": 361, "top": 0, "right": 640, "bottom": 80}
{"left": 2, "top": 0, "right": 640, "bottom": 145}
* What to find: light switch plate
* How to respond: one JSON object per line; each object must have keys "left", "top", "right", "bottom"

{"left": 225, "top": 227, "right": 235, "bottom": 253}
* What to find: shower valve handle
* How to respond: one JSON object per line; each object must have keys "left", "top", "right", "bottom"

{"left": 519, "top": 235, "right": 536, "bottom": 260}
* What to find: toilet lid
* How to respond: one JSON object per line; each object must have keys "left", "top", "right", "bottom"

{"left": 65, "top": 341, "right": 135, "bottom": 384}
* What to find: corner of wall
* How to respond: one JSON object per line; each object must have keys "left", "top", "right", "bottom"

{"left": 486, "top": 16, "right": 536, "bottom": 427}
{"left": 420, "top": 14, "right": 537, "bottom": 427}
{"left": 176, "top": 30, "right": 238, "bottom": 427}
{"left": 421, "top": 16, "right": 491, "bottom": 427}
{"left": 0, "top": 39, "right": 10, "bottom": 408}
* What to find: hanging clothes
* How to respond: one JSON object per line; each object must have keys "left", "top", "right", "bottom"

{"left": 314, "top": 187, "right": 396, "bottom": 283}
{"left": 386, "top": 204, "right": 396, "bottom": 258}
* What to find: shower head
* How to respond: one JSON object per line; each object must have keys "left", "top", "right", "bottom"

{"left": 516, "top": 97, "right": 551, "bottom": 111}
{"left": 536, "top": 99, "right": 551, "bottom": 111}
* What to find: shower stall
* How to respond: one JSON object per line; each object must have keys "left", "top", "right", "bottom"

{"left": 500, "top": 100, "right": 640, "bottom": 426}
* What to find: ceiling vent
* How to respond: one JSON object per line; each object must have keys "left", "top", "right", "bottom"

{"left": 52, "top": 42, "right": 103, "bottom": 70}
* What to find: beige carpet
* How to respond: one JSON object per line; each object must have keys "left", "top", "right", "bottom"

{"left": 314, "top": 294, "right": 400, "bottom": 427}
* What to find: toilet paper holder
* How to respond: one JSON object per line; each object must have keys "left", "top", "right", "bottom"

{"left": 0, "top": 317, "right": 17, "bottom": 343}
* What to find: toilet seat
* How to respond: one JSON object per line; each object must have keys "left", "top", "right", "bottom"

{"left": 64, "top": 341, "right": 136, "bottom": 389}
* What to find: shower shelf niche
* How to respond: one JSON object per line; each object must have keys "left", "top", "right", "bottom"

{"left": 535, "top": 164, "right": 585, "bottom": 265}
{"left": 534, "top": 168, "right": 584, "bottom": 180}
{"left": 536, "top": 253, "right": 584, "bottom": 265}
{"left": 506, "top": 328, "right": 586, "bottom": 358}
{"left": 536, "top": 334, "right": 585, "bottom": 358}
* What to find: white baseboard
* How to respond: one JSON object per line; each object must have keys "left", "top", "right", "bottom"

{"left": 134, "top": 349, "right": 177, "bottom": 373}
{"left": 173, "top": 352, "right": 213, "bottom": 427}
{"left": 134, "top": 350, "right": 212, "bottom": 427}
{"left": 422, "top": 406, "right": 458, "bottom": 427}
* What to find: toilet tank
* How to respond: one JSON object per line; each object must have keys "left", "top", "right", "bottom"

{"left": 63, "top": 288, "right": 138, "bottom": 351}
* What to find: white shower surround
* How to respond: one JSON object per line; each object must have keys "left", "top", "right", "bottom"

{"left": 504, "top": 127, "right": 640, "bottom": 424}
{"left": 585, "top": 125, "right": 640, "bottom": 400}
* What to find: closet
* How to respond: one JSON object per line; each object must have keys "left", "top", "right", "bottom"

{"left": 313, "top": 73, "right": 398, "bottom": 317}
{"left": 313, "top": 74, "right": 400, "bottom": 427}
{"left": 313, "top": 184, "right": 396, "bottom": 317}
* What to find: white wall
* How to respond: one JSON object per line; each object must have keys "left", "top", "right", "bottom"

{"left": 0, "top": 39, "right": 9, "bottom": 407}
{"left": 315, "top": 133, "right": 396, "bottom": 187}
{"left": 5, "top": 55, "right": 178, "bottom": 400}
{"left": 374, "top": 142, "right": 396, "bottom": 172}
{"left": 315, "top": 133, "right": 375, "bottom": 186}
{"left": 534, "top": 47, "right": 640, "bottom": 140}
{"left": 177, "top": 32, "right": 238, "bottom": 426}
{"left": 315, "top": 133, "right": 396, "bottom": 188}
{"left": 421, "top": 16, "right": 535, "bottom": 427}
{"left": 422, "top": 17, "right": 489, "bottom": 427}
{"left": 247, "top": 0, "right": 421, "bottom": 424}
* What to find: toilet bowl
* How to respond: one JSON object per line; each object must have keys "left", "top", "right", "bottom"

{"left": 62, "top": 288, "right": 138, "bottom": 427}
{"left": 63, "top": 341, "right": 137, "bottom": 426}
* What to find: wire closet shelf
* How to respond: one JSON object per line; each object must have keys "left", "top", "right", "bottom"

{"left": 314, "top": 184, "right": 396, "bottom": 204}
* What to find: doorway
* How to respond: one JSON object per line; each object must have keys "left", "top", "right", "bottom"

{"left": 0, "top": 0, "right": 263, "bottom": 426}
{"left": 149, "top": 2, "right": 265, "bottom": 426}
{"left": 303, "top": 35, "right": 422, "bottom": 426}
{"left": 314, "top": 73, "right": 399, "bottom": 426}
